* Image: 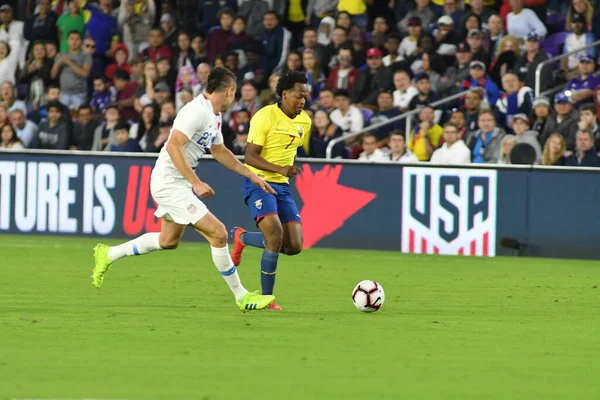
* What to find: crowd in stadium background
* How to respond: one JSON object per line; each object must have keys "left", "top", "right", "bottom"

{"left": 1, "top": 0, "right": 600, "bottom": 167}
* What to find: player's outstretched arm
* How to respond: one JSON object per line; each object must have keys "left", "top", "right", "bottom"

{"left": 211, "top": 143, "right": 276, "bottom": 194}
{"left": 167, "top": 130, "right": 215, "bottom": 198}
{"left": 245, "top": 143, "right": 299, "bottom": 178}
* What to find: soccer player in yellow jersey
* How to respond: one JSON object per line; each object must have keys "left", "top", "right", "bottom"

{"left": 230, "top": 71, "right": 312, "bottom": 310}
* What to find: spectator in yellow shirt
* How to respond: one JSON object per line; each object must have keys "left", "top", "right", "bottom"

{"left": 337, "top": 0, "right": 368, "bottom": 29}
{"left": 407, "top": 106, "right": 443, "bottom": 161}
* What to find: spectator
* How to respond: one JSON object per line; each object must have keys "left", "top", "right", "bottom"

{"left": 398, "top": 16, "right": 423, "bottom": 60}
{"left": 447, "top": 109, "right": 468, "bottom": 141}
{"left": 189, "top": 35, "right": 209, "bottom": 69}
{"left": 258, "top": 72, "right": 279, "bottom": 106}
{"left": 146, "top": 118, "right": 171, "bottom": 152}
{"left": 0, "top": 103, "right": 7, "bottom": 129}
{"left": 282, "top": 50, "right": 302, "bottom": 74}
{"left": 540, "top": 92, "right": 579, "bottom": 150}
{"left": 238, "top": 0, "right": 269, "bottom": 40}
{"left": 497, "top": 135, "right": 518, "bottom": 164}
{"left": 90, "top": 76, "right": 117, "bottom": 116}
{"left": 358, "top": 132, "right": 387, "bottom": 161}
{"left": 205, "top": 8, "right": 234, "bottom": 65}
{"left": 531, "top": 95, "right": 552, "bottom": 137}
{"left": 130, "top": 103, "right": 158, "bottom": 151}
{"left": 129, "top": 57, "right": 143, "bottom": 83}
{"left": 408, "top": 73, "right": 442, "bottom": 123}
{"left": 430, "top": 122, "right": 472, "bottom": 164}
{"left": 510, "top": 113, "right": 542, "bottom": 162}
{"left": 24, "top": 0, "right": 57, "bottom": 57}
{"left": 303, "top": 49, "right": 326, "bottom": 103}
{"left": 407, "top": 33, "right": 437, "bottom": 76}
{"left": 565, "top": 54, "right": 599, "bottom": 107}
{"left": 105, "top": 44, "right": 131, "bottom": 84}
{"left": 140, "top": 28, "right": 172, "bottom": 63}
{"left": 541, "top": 133, "right": 567, "bottom": 166}
{"left": 350, "top": 47, "right": 393, "bottom": 105}
{"left": 348, "top": 26, "right": 367, "bottom": 68}
{"left": 174, "top": 67, "right": 198, "bottom": 106}
{"left": 155, "top": 56, "right": 176, "bottom": 94}
{"left": 566, "top": 0, "right": 593, "bottom": 32}
{"left": 330, "top": 88, "right": 364, "bottom": 136}
{"left": 420, "top": 53, "right": 443, "bottom": 92}
{"left": 29, "top": 84, "right": 70, "bottom": 125}
{"left": 45, "top": 41, "right": 58, "bottom": 64}
{"left": 327, "top": 46, "right": 359, "bottom": 92}
{"left": 317, "top": 16, "right": 335, "bottom": 46}
{"left": 464, "top": 89, "right": 483, "bottom": 140}
{"left": 231, "top": 108, "right": 250, "bottom": 155}
{"left": 81, "top": 37, "right": 103, "bottom": 93}
{"left": 114, "top": 69, "right": 138, "bottom": 121}
{"left": 314, "top": 86, "right": 336, "bottom": 114}
{"left": 382, "top": 33, "right": 403, "bottom": 67}
{"left": 171, "top": 33, "right": 193, "bottom": 71}
{"left": 506, "top": 0, "right": 547, "bottom": 40}
{"left": 463, "top": 0, "right": 494, "bottom": 30}
{"left": 84, "top": 0, "right": 119, "bottom": 71}
{"left": 462, "top": 60, "right": 500, "bottom": 108}
{"left": 434, "top": 16, "right": 458, "bottom": 67}
{"left": 0, "top": 5, "right": 26, "bottom": 71}
{"left": 150, "top": 82, "right": 172, "bottom": 108}
{"left": 225, "top": 81, "right": 262, "bottom": 126}
{"left": 226, "top": 16, "right": 251, "bottom": 56}
{"left": 160, "top": 14, "right": 178, "bottom": 49}
{"left": 10, "top": 109, "right": 38, "bottom": 147}
{"left": 496, "top": 73, "right": 533, "bottom": 130}
{"left": 393, "top": 69, "right": 418, "bottom": 112}
{"left": 513, "top": 31, "right": 550, "bottom": 92}
{"left": 91, "top": 104, "right": 120, "bottom": 151}
{"left": 109, "top": 121, "right": 142, "bottom": 152}
{"left": 21, "top": 40, "right": 53, "bottom": 110}
{"left": 71, "top": 105, "right": 100, "bottom": 150}
{"left": 196, "top": 0, "right": 238, "bottom": 35}
{"left": 489, "top": 35, "right": 520, "bottom": 86}
{"left": 370, "top": 89, "right": 403, "bottom": 145}
{"left": 338, "top": 0, "right": 368, "bottom": 30}
{"left": 298, "top": 27, "right": 328, "bottom": 67}
{"left": 383, "top": 130, "right": 419, "bottom": 163}
{"left": 470, "top": 109, "right": 506, "bottom": 163}
{"left": 325, "top": 26, "right": 349, "bottom": 70}
{"left": 487, "top": 14, "right": 506, "bottom": 58}
{"left": 134, "top": 60, "right": 157, "bottom": 112}
{"left": 56, "top": 0, "right": 85, "bottom": 54}
{"left": 51, "top": 31, "right": 92, "bottom": 110}
{"left": 0, "top": 40, "right": 19, "bottom": 85}
{"left": 562, "top": 13, "right": 597, "bottom": 80}
{"left": 0, "top": 124, "right": 24, "bottom": 149}
{"left": 466, "top": 29, "right": 490, "bottom": 66}
{"left": 461, "top": 14, "right": 483, "bottom": 43}
{"left": 439, "top": 42, "right": 473, "bottom": 96}
{"left": 31, "top": 101, "right": 71, "bottom": 150}
{"left": 1, "top": 81, "right": 27, "bottom": 114}
{"left": 370, "top": 16, "right": 390, "bottom": 50}
{"left": 565, "top": 129, "right": 600, "bottom": 166}
{"left": 196, "top": 63, "right": 210, "bottom": 95}
{"left": 159, "top": 100, "right": 176, "bottom": 123}
{"left": 309, "top": 109, "right": 346, "bottom": 158}
{"left": 578, "top": 103, "right": 600, "bottom": 148}
{"left": 440, "top": 0, "right": 464, "bottom": 28}
{"left": 261, "top": 11, "right": 291, "bottom": 76}
{"left": 399, "top": 0, "right": 435, "bottom": 35}
{"left": 407, "top": 106, "right": 443, "bottom": 161}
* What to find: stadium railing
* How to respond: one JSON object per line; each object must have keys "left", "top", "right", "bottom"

{"left": 325, "top": 89, "right": 475, "bottom": 159}
{"left": 535, "top": 39, "right": 600, "bottom": 97}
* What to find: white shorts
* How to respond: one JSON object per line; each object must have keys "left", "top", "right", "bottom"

{"left": 150, "top": 173, "right": 209, "bottom": 225}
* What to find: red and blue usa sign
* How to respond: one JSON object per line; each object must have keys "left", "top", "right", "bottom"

{"left": 401, "top": 168, "right": 497, "bottom": 257}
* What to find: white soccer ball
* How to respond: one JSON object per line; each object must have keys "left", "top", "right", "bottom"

{"left": 352, "top": 280, "right": 385, "bottom": 312}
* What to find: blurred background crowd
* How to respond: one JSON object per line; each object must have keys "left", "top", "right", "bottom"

{"left": 1, "top": 0, "right": 600, "bottom": 167}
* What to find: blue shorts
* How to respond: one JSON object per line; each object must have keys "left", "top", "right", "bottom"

{"left": 242, "top": 177, "right": 302, "bottom": 225}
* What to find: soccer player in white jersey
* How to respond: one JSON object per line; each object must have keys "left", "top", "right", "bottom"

{"left": 92, "top": 68, "right": 277, "bottom": 312}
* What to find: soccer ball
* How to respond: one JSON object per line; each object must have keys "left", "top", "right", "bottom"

{"left": 352, "top": 280, "right": 385, "bottom": 312}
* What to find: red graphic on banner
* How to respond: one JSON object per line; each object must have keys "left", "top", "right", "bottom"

{"left": 123, "top": 166, "right": 161, "bottom": 235}
{"left": 409, "top": 228, "right": 490, "bottom": 256}
{"left": 296, "top": 164, "right": 376, "bottom": 248}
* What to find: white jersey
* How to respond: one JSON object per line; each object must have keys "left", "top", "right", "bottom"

{"left": 153, "top": 95, "right": 224, "bottom": 185}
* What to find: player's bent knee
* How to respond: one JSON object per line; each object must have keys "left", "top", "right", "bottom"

{"left": 283, "top": 242, "right": 303, "bottom": 256}
{"left": 208, "top": 224, "right": 228, "bottom": 248}
{"left": 159, "top": 236, "right": 180, "bottom": 250}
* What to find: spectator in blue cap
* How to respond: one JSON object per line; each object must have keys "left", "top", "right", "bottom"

{"left": 539, "top": 92, "right": 579, "bottom": 151}
{"left": 461, "top": 60, "right": 501, "bottom": 108}
{"left": 513, "top": 31, "right": 551, "bottom": 92}
{"left": 408, "top": 72, "right": 442, "bottom": 123}
{"left": 565, "top": 53, "right": 600, "bottom": 107}
{"left": 562, "top": 12, "right": 597, "bottom": 80}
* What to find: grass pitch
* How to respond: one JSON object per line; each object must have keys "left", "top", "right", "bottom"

{"left": 0, "top": 235, "right": 599, "bottom": 400}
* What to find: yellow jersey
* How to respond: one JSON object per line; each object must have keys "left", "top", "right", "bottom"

{"left": 407, "top": 124, "right": 443, "bottom": 161}
{"left": 246, "top": 104, "right": 312, "bottom": 184}
{"left": 338, "top": 0, "right": 367, "bottom": 15}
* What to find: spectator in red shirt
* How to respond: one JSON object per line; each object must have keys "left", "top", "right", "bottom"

{"left": 140, "top": 28, "right": 172, "bottom": 62}
{"left": 113, "top": 69, "right": 139, "bottom": 121}
{"left": 206, "top": 8, "right": 235, "bottom": 64}
{"left": 105, "top": 43, "right": 131, "bottom": 84}
{"left": 327, "top": 46, "right": 359, "bottom": 92}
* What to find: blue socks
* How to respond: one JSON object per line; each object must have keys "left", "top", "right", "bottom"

{"left": 260, "top": 250, "right": 279, "bottom": 295}
{"left": 242, "top": 232, "right": 266, "bottom": 249}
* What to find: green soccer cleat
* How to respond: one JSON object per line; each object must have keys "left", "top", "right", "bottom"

{"left": 92, "top": 243, "right": 112, "bottom": 288}
{"left": 237, "top": 291, "right": 276, "bottom": 312}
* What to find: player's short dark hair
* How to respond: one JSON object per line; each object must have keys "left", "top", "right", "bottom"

{"left": 276, "top": 70, "right": 308, "bottom": 97}
{"left": 206, "top": 67, "right": 237, "bottom": 94}
{"left": 333, "top": 89, "right": 349, "bottom": 98}
{"left": 580, "top": 103, "right": 597, "bottom": 115}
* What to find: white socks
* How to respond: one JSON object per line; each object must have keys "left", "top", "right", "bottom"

{"left": 211, "top": 245, "right": 248, "bottom": 302}
{"left": 107, "top": 233, "right": 163, "bottom": 262}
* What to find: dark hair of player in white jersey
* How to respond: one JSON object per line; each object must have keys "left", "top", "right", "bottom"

{"left": 276, "top": 70, "right": 309, "bottom": 119}
{"left": 206, "top": 67, "right": 237, "bottom": 94}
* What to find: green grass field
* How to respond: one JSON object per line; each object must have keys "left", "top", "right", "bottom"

{"left": 1, "top": 235, "right": 599, "bottom": 400}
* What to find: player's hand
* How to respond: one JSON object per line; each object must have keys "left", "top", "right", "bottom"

{"left": 279, "top": 166, "right": 300, "bottom": 178}
{"left": 249, "top": 174, "right": 277, "bottom": 195}
{"left": 193, "top": 181, "right": 215, "bottom": 199}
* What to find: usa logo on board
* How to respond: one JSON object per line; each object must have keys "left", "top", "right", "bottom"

{"left": 401, "top": 168, "right": 497, "bottom": 257}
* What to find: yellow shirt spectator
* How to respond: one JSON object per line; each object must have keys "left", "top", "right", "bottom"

{"left": 338, "top": 0, "right": 367, "bottom": 15}
{"left": 407, "top": 123, "right": 443, "bottom": 161}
